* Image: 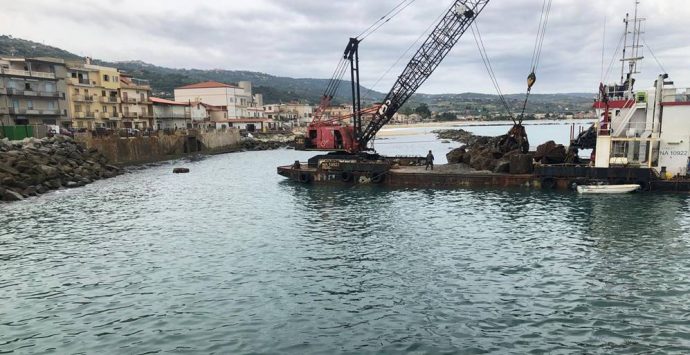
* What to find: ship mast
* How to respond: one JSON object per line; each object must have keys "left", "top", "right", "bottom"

{"left": 619, "top": 0, "right": 645, "bottom": 97}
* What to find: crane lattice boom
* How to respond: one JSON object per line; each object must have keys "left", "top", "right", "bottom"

{"left": 359, "top": 0, "right": 490, "bottom": 146}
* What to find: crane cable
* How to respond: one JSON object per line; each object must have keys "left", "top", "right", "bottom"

{"left": 368, "top": 5, "right": 447, "bottom": 95}
{"left": 357, "top": 0, "right": 417, "bottom": 41}
{"left": 642, "top": 37, "right": 667, "bottom": 74}
{"left": 517, "top": 0, "right": 552, "bottom": 124}
{"left": 324, "top": 0, "right": 418, "bottom": 102}
{"left": 470, "top": 21, "right": 514, "bottom": 121}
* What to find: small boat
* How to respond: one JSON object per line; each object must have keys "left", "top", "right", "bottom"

{"left": 577, "top": 184, "right": 640, "bottom": 194}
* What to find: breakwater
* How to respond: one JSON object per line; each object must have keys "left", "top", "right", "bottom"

{"left": 0, "top": 136, "right": 121, "bottom": 202}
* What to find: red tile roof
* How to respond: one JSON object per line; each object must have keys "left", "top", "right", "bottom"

{"left": 150, "top": 97, "right": 189, "bottom": 106}
{"left": 176, "top": 81, "right": 237, "bottom": 89}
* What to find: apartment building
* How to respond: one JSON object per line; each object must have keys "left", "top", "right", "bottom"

{"left": 120, "top": 74, "right": 153, "bottom": 129}
{"left": 151, "top": 97, "right": 190, "bottom": 130}
{"left": 173, "top": 80, "right": 263, "bottom": 119}
{"left": 0, "top": 57, "right": 68, "bottom": 126}
{"left": 263, "top": 102, "right": 314, "bottom": 127}
{"left": 66, "top": 59, "right": 121, "bottom": 129}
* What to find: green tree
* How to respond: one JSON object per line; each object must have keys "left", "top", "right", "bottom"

{"left": 414, "top": 103, "right": 432, "bottom": 119}
{"left": 436, "top": 112, "right": 457, "bottom": 121}
{"left": 399, "top": 105, "right": 414, "bottom": 116}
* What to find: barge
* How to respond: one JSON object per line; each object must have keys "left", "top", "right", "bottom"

{"left": 278, "top": 1, "right": 690, "bottom": 193}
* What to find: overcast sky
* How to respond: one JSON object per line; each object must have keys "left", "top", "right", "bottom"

{"left": 1, "top": 0, "right": 689, "bottom": 94}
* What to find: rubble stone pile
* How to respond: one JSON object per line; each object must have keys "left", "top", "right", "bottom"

{"left": 436, "top": 129, "right": 533, "bottom": 174}
{"left": 0, "top": 136, "right": 121, "bottom": 202}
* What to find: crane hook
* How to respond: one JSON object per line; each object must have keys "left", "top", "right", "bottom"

{"left": 527, "top": 72, "right": 536, "bottom": 92}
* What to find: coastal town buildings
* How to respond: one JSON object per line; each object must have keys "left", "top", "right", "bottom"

{"left": 65, "top": 59, "right": 121, "bottom": 130}
{"left": 119, "top": 74, "right": 153, "bottom": 129}
{"left": 173, "top": 81, "right": 264, "bottom": 119}
{"left": 151, "top": 97, "right": 190, "bottom": 130}
{"left": 263, "top": 102, "right": 314, "bottom": 127}
{"left": 0, "top": 57, "right": 68, "bottom": 127}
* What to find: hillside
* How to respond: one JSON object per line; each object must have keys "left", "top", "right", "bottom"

{"left": 0, "top": 35, "right": 594, "bottom": 113}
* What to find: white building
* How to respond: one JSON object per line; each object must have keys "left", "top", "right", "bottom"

{"left": 151, "top": 97, "right": 189, "bottom": 130}
{"left": 174, "top": 81, "right": 263, "bottom": 119}
{"left": 263, "top": 102, "right": 314, "bottom": 127}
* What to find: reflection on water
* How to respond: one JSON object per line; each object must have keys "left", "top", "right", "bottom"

{"left": 1, "top": 129, "right": 690, "bottom": 353}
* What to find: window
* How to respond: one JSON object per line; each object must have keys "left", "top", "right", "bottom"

{"left": 75, "top": 104, "right": 82, "bottom": 113}
{"left": 45, "top": 82, "right": 55, "bottom": 92}
{"left": 102, "top": 106, "right": 107, "bottom": 113}
{"left": 113, "top": 76, "right": 118, "bottom": 82}
{"left": 71, "top": 72, "right": 77, "bottom": 78}
{"left": 27, "top": 100, "right": 33, "bottom": 109}
{"left": 48, "top": 101, "right": 55, "bottom": 110}
{"left": 103, "top": 74, "right": 110, "bottom": 82}
{"left": 24, "top": 82, "right": 31, "bottom": 91}
{"left": 7, "top": 80, "right": 15, "bottom": 89}
{"left": 102, "top": 90, "right": 106, "bottom": 97}
{"left": 74, "top": 88, "right": 79, "bottom": 95}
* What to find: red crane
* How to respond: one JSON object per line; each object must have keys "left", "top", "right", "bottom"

{"left": 295, "top": 0, "right": 491, "bottom": 153}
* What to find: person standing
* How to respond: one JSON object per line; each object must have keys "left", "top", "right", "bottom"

{"left": 425, "top": 150, "right": 435, "bottom": 171}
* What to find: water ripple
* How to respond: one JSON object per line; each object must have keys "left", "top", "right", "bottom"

{"left": 1, "top": 149, "right": 690, "bottom": 353}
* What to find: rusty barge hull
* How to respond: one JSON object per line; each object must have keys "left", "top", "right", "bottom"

{"left": 277, "top": 163, "right": 690, "bottom": 192}
{"left": 278, "top": 165, "right": 554, "bottom": 189}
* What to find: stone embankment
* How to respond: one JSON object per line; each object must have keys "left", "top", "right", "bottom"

{"left": 435, "top": 129, "right": 533, "bottom": 174}
{"left": 0, "top": 137, "right": 121, "bottom": 202}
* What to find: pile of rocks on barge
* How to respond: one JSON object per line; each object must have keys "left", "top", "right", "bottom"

{"left": 436, "top": 129, "right": 577, "bottom": 173}
{"left": 0, "top": 137, "right": 121, "bottom": 202}
{"left": 240, "top": 133, "right": 295, "bottom": 151}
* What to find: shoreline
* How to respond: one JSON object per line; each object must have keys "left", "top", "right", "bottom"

{"left": 377, "top": 119, "right": 595, "bottom": 137}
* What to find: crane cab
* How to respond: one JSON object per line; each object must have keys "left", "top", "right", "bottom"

{"left": 295, "top": 124, "right": 359, "bottom": 152}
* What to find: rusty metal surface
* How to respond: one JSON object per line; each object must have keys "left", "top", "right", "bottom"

{"left": 279, "top": 163, "right": 690, "bottom": 193}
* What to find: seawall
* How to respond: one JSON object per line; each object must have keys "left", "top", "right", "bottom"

{"left": 75, "top": 129, "right": 241, "bottom": 166}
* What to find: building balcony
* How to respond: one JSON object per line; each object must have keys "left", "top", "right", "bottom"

{"left": 122, "top": 112, "right": 140, "bottom": 119}
{"left": 122, "top": 98, "right": 140, "bottom": 104}
{"left": 68, "top": 77, "right": 92, "bottom": 86}
{"left": 75, "top": 112, "right": 96, "bottom": 119}
{"left": 72, "top": 95, "right": 94, "bottom": 102}
{"left": 5, "top": 108, "right": 61, "bottom": 116}
{"left": 0, "top": 68, "right": 56, "bottom": 80}
{"left": 98, "top": 112, "right": 121, "bottom": 120}
{"left": 99, "top": 96, "right": 121, "bottom": 103}
{"left": 156, "top": 114, "right": 190, "bottom": 120}
{"left": 4, "top": 88, "right": 61, "bottom": 98}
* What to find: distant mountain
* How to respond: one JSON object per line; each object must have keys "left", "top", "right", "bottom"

{"left": 0, "top": 35, "right": 383, "bottom": 104}
{"left": 0, "top": 35, "right": 594, "bottom": 112}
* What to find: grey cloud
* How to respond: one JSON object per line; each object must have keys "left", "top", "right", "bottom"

{"left": 1, "top": 0, "right": 688, "bottom": 94}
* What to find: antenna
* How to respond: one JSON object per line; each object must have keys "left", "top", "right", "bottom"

{"left": 620, "top": 0, "right": 645, "bottom": 94}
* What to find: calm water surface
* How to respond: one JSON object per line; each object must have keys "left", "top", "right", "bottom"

{"left": 2, "top": 123, "right": 690, "bottom": 354}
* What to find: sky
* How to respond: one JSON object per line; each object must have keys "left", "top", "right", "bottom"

{"left": 1, "top": 0, "right": 689, "bottom": 95}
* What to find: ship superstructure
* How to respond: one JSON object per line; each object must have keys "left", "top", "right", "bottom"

{"left": 592, "top": 1, "right": 690, "bottom": 177}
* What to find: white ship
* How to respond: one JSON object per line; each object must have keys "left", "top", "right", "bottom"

{"left": 590, "top": 1, "right": 690, "bottom": 178}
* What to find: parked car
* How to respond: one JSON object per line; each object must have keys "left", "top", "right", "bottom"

{"left": 119, "top": 128, "right": 140, "bottom": 137}
{"left": 60, "top": 128, "right": 74, "bottom": 137}
{"left": 93, "top": 127, "right": 114, "bottom": 137}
